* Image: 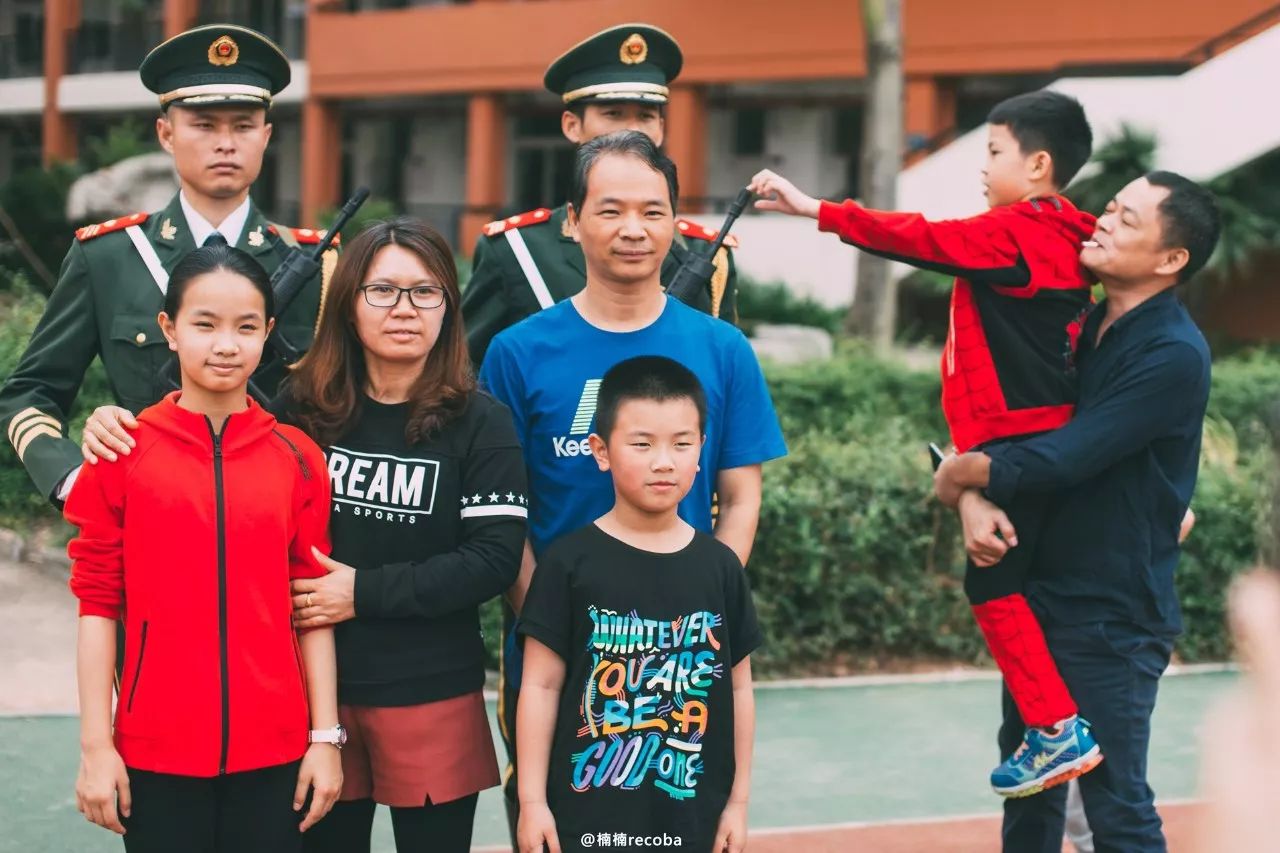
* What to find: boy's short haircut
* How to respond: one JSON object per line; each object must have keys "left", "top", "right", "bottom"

{"left": 1145, "top": 170, "right": 1222, "bottom": 284}
{"left": 595, "top": 355, "right": 707, "bottom": 441}
{"left": 987, "top": 90, "right": 1093, "bottom": 189}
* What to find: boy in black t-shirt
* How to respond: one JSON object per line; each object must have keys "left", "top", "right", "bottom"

{"left": 517, "top": 356, "right": 761, "bottom": 853}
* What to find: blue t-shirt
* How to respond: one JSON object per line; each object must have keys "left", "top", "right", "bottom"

{"left": 480, "top": 296, "right": 787, "bottom": 556}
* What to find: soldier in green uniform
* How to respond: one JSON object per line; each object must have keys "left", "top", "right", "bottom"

{"left": 0, "top": 24, "right": 334, "bottom": 503}
{"left": 462, "top": 23, "right": 740, "bottom": 366}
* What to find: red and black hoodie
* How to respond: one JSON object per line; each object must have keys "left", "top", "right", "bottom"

{"left": 818, "top": 196, "right": 1097, "bottom": 452}
{"left": 66, "top": 392, "right": 331, "bottom": 777}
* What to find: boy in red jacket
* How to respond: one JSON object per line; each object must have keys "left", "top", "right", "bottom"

{"left": 749, "top": 90, "right": 1100, "bottom": 798}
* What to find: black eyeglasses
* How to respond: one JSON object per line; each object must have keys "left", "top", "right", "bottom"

{"left": 359, "top": 283, "right": 446, "bottom": 310}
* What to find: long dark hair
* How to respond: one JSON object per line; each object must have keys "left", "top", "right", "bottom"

{"left": 286, "top": 218, "right": 473, "bottom": 446}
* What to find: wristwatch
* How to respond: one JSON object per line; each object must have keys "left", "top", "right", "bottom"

{"left": 308, "top": 724, "right": 347, "bottom": 749}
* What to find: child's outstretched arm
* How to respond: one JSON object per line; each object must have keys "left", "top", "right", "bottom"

{"left": 752, "top": 169, "right": 1031, "bottom": 287}
{"left": 749, "top": 170, "right": 821, "bottom": 219}
{"left": 517, "top": 639, "right": 566, "bottom": 853}
{"left": 713, "top": 655, "right": 755, "bottom": 853}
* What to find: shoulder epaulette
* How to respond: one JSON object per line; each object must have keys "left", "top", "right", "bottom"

{"left": 677, "top": 218, "right": 739, "bottom": 249}
{"left": 267, "top": 225, "right": 341, "bottom": 246}
{"left": 75, "top": 213, "right": 148, "bottom": 242}
{"left": 483, "top": 208, "right": 553, "bottom": 237}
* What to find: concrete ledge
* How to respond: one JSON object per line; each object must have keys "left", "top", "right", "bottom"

{"left": 0, "top": 526, "right": 69, "bottom": 581}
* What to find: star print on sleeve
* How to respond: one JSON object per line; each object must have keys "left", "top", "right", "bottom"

{"left": 459, "top": 489, "right": 529, "bottom": 520}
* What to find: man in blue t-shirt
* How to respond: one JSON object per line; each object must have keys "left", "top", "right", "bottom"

{"left": 479, "top": 130, "right": 787, "bottom": 841}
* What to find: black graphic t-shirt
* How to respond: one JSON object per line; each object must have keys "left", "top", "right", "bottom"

{"left": 519, "top": 524, "right": 762, "bottom": 853}
{"left": 277, "top": 390, "right": 527, "bottom": 706}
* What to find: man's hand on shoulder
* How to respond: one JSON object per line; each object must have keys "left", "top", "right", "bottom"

{"left": 81, "top": 406, "right": 139, "bottom": 465}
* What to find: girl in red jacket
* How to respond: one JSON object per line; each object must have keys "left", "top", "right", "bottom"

{"left": 66, "top": 245, "right": 343, "bottom": 853}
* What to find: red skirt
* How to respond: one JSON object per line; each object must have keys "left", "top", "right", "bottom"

{"left": 337, "top": 691, "right": 500, "bottom": 807}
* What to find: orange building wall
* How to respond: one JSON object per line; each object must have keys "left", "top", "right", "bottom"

{"left": 299, "top": 0, "right": 1276, "bottom": 244}
{"left": 1199, "top": 254, "right": 1280, "bottom": 343}
{"left": 307, "top": 0, "right": 1275, "bottom": 98}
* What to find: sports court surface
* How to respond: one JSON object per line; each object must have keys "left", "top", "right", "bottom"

{"left": 1, "top": 558, "right": 1232, "bottom": 852}
{"left": 0, "top": 672, "right": 1232, "bottom": 852}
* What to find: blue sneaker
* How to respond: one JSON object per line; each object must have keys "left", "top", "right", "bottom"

{"left": 991, "top": 716, "right": 1103, "bottom": 798}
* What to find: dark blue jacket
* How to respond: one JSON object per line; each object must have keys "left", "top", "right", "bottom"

{"left": 985, "top": 288, "right": 1211, "bottom": 636}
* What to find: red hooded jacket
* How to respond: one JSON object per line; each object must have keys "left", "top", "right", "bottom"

{"left": 818, "top": 196, "right": 1097, "bottom": 452}
{"left": 66, "top": 393, "right": 331, "bottom": 777}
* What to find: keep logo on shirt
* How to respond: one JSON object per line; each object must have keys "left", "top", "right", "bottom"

{"left": 552, "top": 379, "right": 601, "bottom": 458}
{"left": 327, "top": 446, "right": 440, "bottom": 524}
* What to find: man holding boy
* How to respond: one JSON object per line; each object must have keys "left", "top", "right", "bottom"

{"left": 750, "top": 90, "right": 1104, "bottom": 797}
{"left": 935, "top": 171, "right": 1221, "bottom": 851}
{"left": 0, "top": 24, "right": 331, "bottom": 504}
{"left": 480, "top": 130, "right": 785, "bottom": 843}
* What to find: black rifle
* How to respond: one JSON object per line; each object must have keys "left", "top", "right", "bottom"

{"left": 665, "top": 187, "right": 754, "bottom": 309}
{"left": 164, "top": 187, "right": 370, "bottom": 404}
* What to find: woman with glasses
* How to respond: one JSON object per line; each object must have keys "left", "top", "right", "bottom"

{"left": 80, "top": 218, "right": 527, "bottom": 853}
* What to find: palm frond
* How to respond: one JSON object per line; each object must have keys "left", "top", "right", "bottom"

{"left": 1064, "top": 124, "right": 1159, "bottom": 216}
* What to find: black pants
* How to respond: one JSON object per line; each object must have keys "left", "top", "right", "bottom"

{"left": 999, "top": 619, "right": 1173, "bottom": 853}
{"left": 301, "top": 793, "right": 478, "bottom": 853}
{"left": 121, "top": 760, "right": 302, "bottom": 853}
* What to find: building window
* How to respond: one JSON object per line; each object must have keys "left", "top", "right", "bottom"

{"left": 3, "top": 1, "right": 45, "bottom": 78}
{"left": 733, "top": 108, "right": 766, "bottom": 157}
{"left": 833, "top": 107, "right": 864, "bottom": 199}
{"left": 72, "top": 0, "right": 164, "bottom": 74}
{"left": 513, "top": 110, "right": 574, "bottom": 211}
{"left": 833, "top": 107, "right": 863, "bottom": 155}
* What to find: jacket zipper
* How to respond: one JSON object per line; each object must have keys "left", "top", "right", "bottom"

{"left": 126, "top": 620, "right": 149, "bottom": 713}
{"left": 206, "top": 418, "right": 230, "bottom": 776}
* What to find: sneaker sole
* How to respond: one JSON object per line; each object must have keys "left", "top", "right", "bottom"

{"left": 992, "top": 746, "right": 1104, "bottom": 799}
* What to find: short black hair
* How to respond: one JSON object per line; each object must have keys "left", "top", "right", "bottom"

{"left": 594, "top": 355, "right": 706, "bottom": 441}
{"left": 1144, "top": 170, "right": 1222, "bottom": 284}
{"left": 987, "top": 90, "right": 1093, "bottom": 188}
{"left": 164, "top": 244, "right": 274, "bottom": 319}
{"left": 569, "top": 130, "right": 679, "bottom": 215}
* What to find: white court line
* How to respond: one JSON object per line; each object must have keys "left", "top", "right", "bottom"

{"left": 751, "top": 661, "right": 1238, "bottom": 690}
{"left": 3, "top": 664, "right": 1237, "bottom": 718}
{"left": 469, "top": 798, "right": 1206, "bottom": 851}
{"left": 470, "top": 662, "right": 1239, "bottom": 702}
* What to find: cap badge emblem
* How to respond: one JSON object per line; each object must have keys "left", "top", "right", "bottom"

{"left": 208, "top": 35, "right": 239, "bottom": 67}
{"left": 620, "top": 33, "right": 648, "bottom": 65}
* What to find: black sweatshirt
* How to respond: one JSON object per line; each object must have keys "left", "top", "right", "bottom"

{"left": 278, "top": 390, "right": 528, "bottom": 706}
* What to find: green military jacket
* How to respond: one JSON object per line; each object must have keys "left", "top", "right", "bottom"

{"left": 461, "top": 204, "right": 739, "bottom": 366}
{"left": 0, "top": 193, "right": 332, "bottom": 500}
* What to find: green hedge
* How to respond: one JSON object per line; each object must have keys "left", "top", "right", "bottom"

{"left": 0, "top": 277, "right": 117, "bottom": 527}
{"left": 1, "top": 278, "right": 1273, "bottom": 671}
